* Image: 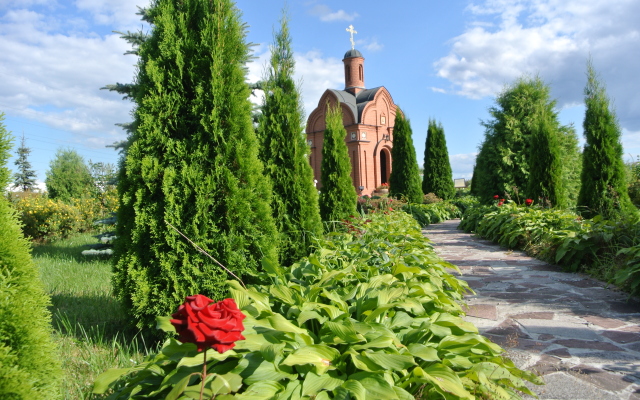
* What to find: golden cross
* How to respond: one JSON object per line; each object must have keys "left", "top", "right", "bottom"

{"left": 346, "top": 24, "right": 357, "bottom": 50}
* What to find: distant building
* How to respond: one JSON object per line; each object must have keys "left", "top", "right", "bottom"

{"left": 306, "top": 44, "right": 398, "bottom": 196}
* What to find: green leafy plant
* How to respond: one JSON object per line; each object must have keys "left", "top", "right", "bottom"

{"left": 402, "top": 202, "right": 462, "bottom": 227}
{"left": 459, "top": 202, "right": 640, "bottom": 290}
{"left": 95, "top": 212, "right": 541, "bottom": 399}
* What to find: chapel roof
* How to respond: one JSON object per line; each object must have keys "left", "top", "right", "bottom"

{"left": 327, "top": 87, "right": 383, "bottom": 124}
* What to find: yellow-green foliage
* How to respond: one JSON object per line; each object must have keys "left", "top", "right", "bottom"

{"left": 12, "top": 192, "right": 117, "bottom": 241}
{"left": 14, "top": 196, "right": 81, "bottom": 240}
{"left": 1, "top": 179, "right": 62, "bottom": 400}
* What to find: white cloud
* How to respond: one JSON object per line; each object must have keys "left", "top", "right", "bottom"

{"left": 309, "top": 4, "right": 358, "bottom": 22}
{"left": 74, "top": 0, "right": 152, "bottom": 30}
{"left": 435, "top": 0, "right": 640, "bottom": 131}
{"left": 294, "top": 51, "right": 343, "bottom": 116}
{"left": 430, "top": 87, "right": 446, "bottom": 94}
{"left": 622, "top": 128, "right": 640, "bottom": 156}
{"left": 359, "top": 38, "right": 383, "bottom": 52}
{"left": 246, "top": 46, "right": 344, "bottom": 121}
{"left": 449, "top": 152, "right": 477, "bottom": 179}
{"left": 0, "top": 7, "right": 137, "bottom": 148}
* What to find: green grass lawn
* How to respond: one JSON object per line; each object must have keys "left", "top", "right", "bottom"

{"left": 33, "top": 232, "right": 152, "bottom": 399}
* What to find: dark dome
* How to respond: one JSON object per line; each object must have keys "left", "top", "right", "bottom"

{"left": 343, "top": 49, "right": 363, "bottom": 59}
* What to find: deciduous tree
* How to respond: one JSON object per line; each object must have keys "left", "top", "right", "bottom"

{"left": 45, "top": 148, "right": 93, "bottom": 202}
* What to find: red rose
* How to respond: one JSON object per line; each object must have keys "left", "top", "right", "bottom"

{"left": 493, "top": 195, "right": 499, "bottom": 199}
{"left": 170, "top": 295, "right": 246, "bottom": 353}
{"left": 525, "top": 199, "right": 533, "bottom": 206}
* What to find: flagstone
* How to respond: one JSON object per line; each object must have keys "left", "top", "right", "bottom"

{"left": 510, "top": 312, "right": 555, "bottom": 320}
{"left": 602, "top": 330, "right": 640, "bottom": 343}
{"left": 552, "top": 339, "right": 623, "bottom": 351}
{"left": 568, "top": 365, "right": 634, "bottom": 391}
{"left": 582, "top": 315, "right": 627, "bottom": 329}
{"left": 545, "top": 347, "right": 572, "bottom": 358}
{"left": 462, "top": 304, "right": 497, "bottom": 320}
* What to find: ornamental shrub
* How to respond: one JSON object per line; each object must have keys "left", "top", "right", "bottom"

{"left": 389, "top": 110, "right": 423, "bottom": 203}
{"left": 113, "top": 0, "right": 279, "bottom": 330}
{"left": 472, "top": 76, "right": 580, "bottom": 204}
{"left": 96, "top": 211, "right": 541, "bottom": 399}
{"left": 257, "top": 13, "right": 322, "bottom": 264}
{"left": 319, "top": 104, "right": 357, "bottom": 223}
{"left": 14, "top": 195, "right": 81, "bottom": 240}
{"left": 527, "top": 107, "right": 566, "bottom": 207}
{"left": 0, "top": 115, "right": 62, "bottom": 399}
{"left": 577, "top": 61, "right": 634, "bottom": 220}
{"left": 12, "top": 194, "right": 113, "bottom": 241}
{"left": 422, "top": 119, "right": 455, "bottom": 200}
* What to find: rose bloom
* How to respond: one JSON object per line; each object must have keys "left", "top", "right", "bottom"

{"left": 525, "top": 199, "right": 533, "bottom": 206}
{"left": 494, "top": 195, "right": 499, "bottom": 199}
{"left": 170, "top": 295, "right": 245, "bottom": 353}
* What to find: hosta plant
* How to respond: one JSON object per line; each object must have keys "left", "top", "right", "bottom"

{"left": 95, "top": 212, "right": 541, "bottom": 399}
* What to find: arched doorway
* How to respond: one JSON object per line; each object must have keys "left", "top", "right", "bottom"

{"left": 380, "top": 149, "right": 389, "bottom": 184}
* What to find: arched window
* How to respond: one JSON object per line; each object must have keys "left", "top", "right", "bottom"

{"left": 345, "top": 65, "right": 351, "bottom": 82}
{"left": 359, "top": 64, "right": 363, "bottom": 81}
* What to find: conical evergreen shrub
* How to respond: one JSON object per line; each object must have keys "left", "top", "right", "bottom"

{"left": 422, "top": 119, "right": 455, "bottom": 200}
{"left": 257, "top": 13, "right": 322, "bottom": 265}
{"left": 473, "top": 76, "right": 580, "bottom": 203}
{"left": 0, "top": 113, "right": 61, "bottom": 399}
{"left": 527, "top": 107, "right": 566, "bottom": 207}
{"left": 319, "top": 104, "right": 357, "bottom": 223}
{"left": 577, "top": 61, "right": 634, "bottom": 219}
{"left": 389, "top": 111, "right": 423, "bottom": 203}
{"left": 113, "top": 0, "right": 279, "bottom": 329}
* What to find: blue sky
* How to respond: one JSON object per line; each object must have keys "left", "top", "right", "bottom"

{"left": 1, "top": 0, "right": 639, "bottom": 189}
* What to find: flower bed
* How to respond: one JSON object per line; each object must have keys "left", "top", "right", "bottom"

{"left": 95, "top": 211, "right": 540, "bottom": 399}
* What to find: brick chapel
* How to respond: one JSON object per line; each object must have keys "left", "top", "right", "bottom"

{"left": 306, "top": 27, "right": 397, "bottom": 196}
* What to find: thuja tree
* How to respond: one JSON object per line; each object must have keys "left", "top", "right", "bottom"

{"left": 527, "top": 107, "right": 566, "bottom": 207}
{"left": 422, "top": 119, "right": 455, "bottom": 200}
{"left": 319, "top": 104, "right": 357, "bottom": 223}
{"left": 113, "top": 0, "right": 279, "bottom": 329}
{"left": 45, "top": 148, "right": 94, "bottom": 202}
{"left": 257, "top": 13, "right": 322, "bottom": 264}
{"left": 0, "top": 114, "right": 61, "bottom": 399}
{"left": 12, "top": 133, "right": 37, "bottom": 191}
{"left": 389, "top": 110, "right": 423, "bottom": 203}
{"left": 473, "top": 76, "right": 579, "bottom": 204}
{"left": 577, "top": 61, "right": 633, "bottom": 219}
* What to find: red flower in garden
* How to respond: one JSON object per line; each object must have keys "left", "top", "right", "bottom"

{"left": 170, "top": 295, "right": 245, "bottom": 353}
{"left": 494, "top": 195, "right": 499, "bottom": 199}
{"left": 525, "top": 198, "right": 533, "bottom": 206}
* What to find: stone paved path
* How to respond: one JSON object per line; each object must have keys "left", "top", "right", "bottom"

{"left": 424, "top": 219, "right": 640, "bottom": 400}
